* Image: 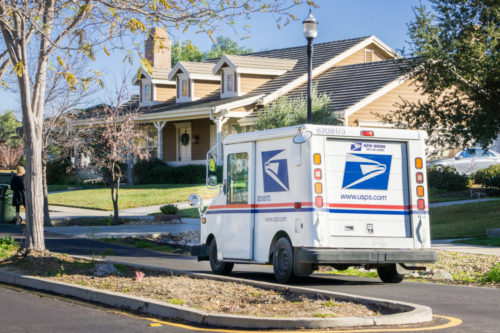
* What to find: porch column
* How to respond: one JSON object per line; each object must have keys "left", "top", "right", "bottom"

{"left": 214, "top": 115, "right": 229, "bottom": 166}
{"left": 154, "top": 121, "right": 167, "bottom": 160}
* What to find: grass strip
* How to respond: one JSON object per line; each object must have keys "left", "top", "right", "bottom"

{"left": 452, "top": 237, "right": 500, "bottom": 247}
{"left": 430, "top": 200, "right": 500, "bottom": 239}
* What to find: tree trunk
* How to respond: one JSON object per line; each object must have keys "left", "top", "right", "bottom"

{"left": 23, "top": 119, "right": 46, "bottom": 252}
{"left": 42, "top": 159, "right": 50, "bottom": 226}
{"left": 111, "top": 181, "right": 119, "bottom": 225}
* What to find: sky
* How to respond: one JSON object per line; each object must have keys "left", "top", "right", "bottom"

{"left": 1, "top": 0, "right": 428, "bottom": 116}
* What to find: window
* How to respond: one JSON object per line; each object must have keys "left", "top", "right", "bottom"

{"left": 227, "top": 152, "right": 248, "bottom": 204}
{"left": 181, "top": 79, "right": 188, "bottom": 96}
{"left": 226, "top": 73, "right": 234, "bottom": 92}
{"left": 143, "top": 84, "right": 151, "bottom": 101}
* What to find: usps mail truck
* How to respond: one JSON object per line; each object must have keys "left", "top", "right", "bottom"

{"left": 190, "top": 124, "right": 437, "bottom": 283}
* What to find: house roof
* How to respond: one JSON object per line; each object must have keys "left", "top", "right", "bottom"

{"left": 213, "top": 54, "right": 297, "bottom": 75}
{"left": 282, "top": 58, "right": 409, "bottom": 113}
{"left": 168, "top": 61, "right": 219, "bottom": 81}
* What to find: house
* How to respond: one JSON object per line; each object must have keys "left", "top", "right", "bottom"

{"left": 72, "top": 27, "right": 429, "bottom": 166}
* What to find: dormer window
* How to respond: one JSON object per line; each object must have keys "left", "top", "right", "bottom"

{"left": 226, "top": 73, "right": 234, "bottom": 92}
{"left": 181, "top": 79, "right": 188, "bottom": 96}
{"left": 143, "top": 84, "right": 151, "bottom": 101}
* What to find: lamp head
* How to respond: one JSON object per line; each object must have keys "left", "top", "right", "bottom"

{"left": 303, "top": 9, "right": 318, "bottom": 39}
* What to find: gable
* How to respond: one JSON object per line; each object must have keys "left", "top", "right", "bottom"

{"left": 335, "top": 43, "right": 394, "bottom": 67}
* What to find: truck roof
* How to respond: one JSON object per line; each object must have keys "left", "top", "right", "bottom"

{"left": 224, "top": 124, "right": 427, "bottom": 145}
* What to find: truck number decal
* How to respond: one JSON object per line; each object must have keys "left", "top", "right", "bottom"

{"left": 342, "top": 153, "right": 392, "bottom": 190}
{"left": 262, "top": 150, "right": 289, "bottom": 192}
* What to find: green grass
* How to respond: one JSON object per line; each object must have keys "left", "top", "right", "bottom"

{"left": 452, "top": 237, "right": 500, "bottom": 247}
{"left": 48, "top": 184, "right": 218, "bottom": 211}
{"left": 99, "top": 237, "right": 178, "bottom": 254}
{"left": 483, "top": 264, "right": 500, "bottom": 283}
{"left": 47, "top": 184, "right": 104, "bottom": 192}
{"left": 326, "top": 268, "right": 379, "bottom": 279}
{"left": 0, "top": 235, "right": 18, "bottom": 259}
{"left": 430, "top": 200, "right": 500, "bottom": 239}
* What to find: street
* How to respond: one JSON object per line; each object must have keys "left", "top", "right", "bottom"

{"left": 0, "top": 225, "right": 499, "bottom": 332}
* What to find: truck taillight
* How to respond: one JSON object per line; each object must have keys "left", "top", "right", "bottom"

{"left": 294, "top": 202, "right": 302, "bottom": 209}
{"left": 416, "top": 172, "right": 424, "bottom": 184}
{"left": 315, "top": 196, "right": 323, "bottom": 207}
{"left": 313, "top": 153, "right": 321, "bottom": 165}
{"left": 361, "top": 130, "right": 374, "bottom": 136}
{"left": 315, "top": 182, "right": 323, "bottom": 194}
{"left": 417, "top": 186, "right": 424, "bottom": 197}
{"left": 415, "top": 157, "right": 423, "bottom": 169}
{"left": 314, "top": 168, "right": 322, "bottom": 180}
{"left": 201, "top": 218, "right": 206, "bottom": 224}
{"left": 417, "top": 199, "right": 425, "bottom": 210}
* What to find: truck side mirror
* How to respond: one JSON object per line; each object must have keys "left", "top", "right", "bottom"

{"left": 188, "top": 193, "right": 203, "bottom": 216}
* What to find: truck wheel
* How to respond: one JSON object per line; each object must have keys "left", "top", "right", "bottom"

{"left": 273, "top": 237, "right": 294, "bottom": 283}
{"left": 377, "top": 264, "right": 404, "bottom": 283}
{"left": 209, "top": 239, "right": 234, "bottom": 275}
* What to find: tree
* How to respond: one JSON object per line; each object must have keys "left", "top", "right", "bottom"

{"left": 0, "top": 1, "right": 300, "bottom": 252}
{"left": 255, "top": 87, "right": 340, "bottom": 130}
{"left": 0, "top": 110, "right": 21, "bottom": 147}
{"left": 83, "top": 105, "right": 150, "bottom": 224}
{"left": 390, "top": 0, "right": 500, "bottom": 151}
{"left": 205, "top": 36, "right": 253, "bottom": 59}
{"left": 171, "top": 41, "right": 205, "bottom": 66}
{"left": 171, "top": 36, "right": 253, "bottom": 66}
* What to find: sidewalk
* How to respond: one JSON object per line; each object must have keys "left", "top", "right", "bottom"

{"left": 429, "top": 198, "right": 499, "bottom": 208}
{"left": 431, "top": 239, "right": 500, "bottom": 256}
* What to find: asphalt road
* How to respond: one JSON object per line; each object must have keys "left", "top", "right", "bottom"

{"left": 1, "top": 225, "right": 499, "bottom": 333}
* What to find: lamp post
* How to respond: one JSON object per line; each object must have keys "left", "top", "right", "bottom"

{"left": 303, "top": 10, "right": 318, "bottom": 124}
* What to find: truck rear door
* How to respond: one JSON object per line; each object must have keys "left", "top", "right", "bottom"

{"left": 325, "top": 139, "right": 411, "bottom": 238}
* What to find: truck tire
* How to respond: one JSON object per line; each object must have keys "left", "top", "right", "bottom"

{"left": 273, "top": 237, "right": 294, "bottom": 283}
{"left": 377, "top": 264, "right": 404, "bottom": 283}
{"left": 209, "top": 239, "right": 234, "bottom": 275}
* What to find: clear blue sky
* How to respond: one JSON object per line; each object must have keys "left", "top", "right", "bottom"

{"left": 1, "top": 0, "right": 427, "bottom": 115}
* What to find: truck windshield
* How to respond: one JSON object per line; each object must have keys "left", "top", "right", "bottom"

{"left": 227, "top": 152, "right": 249, "bottom": 204}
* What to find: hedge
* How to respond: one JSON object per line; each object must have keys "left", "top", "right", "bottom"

{"left": 474, "top": 165, "right": 500, "bottom": 193}
{"left": 427, "top": 165, "right": 470, "bottom": 191}
{"left": 46, "top": 158, "right": 76, "bottom": 185}
{"left": 132, "top": 158, "right": 206, "bottom": 184}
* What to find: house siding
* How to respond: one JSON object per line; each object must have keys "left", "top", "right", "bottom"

{"left": 239, "top": 74, "right": 274, "bottom": 93}
{"left": 348, "top": 80, "right": 426, "bottom": 126}
{"left": 191, "top": 118, "right": 212, "bottom": 160}
{"left": 335, "top": 43, "right": 392, "bottom": 67}
{"left": 194, "top": 80, "right": 219, "bottom": 99}
{"left": 155, "top": 84, "right": 176, "bottom": 102}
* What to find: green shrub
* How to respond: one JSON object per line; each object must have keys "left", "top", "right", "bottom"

{"left": 427, "top": 166, "right": 470, "bottom": 191}
{"left": 482, "top": 263, "right": 500, "bottom": 283}
{"left": 46, "top": 158, "right": 76, "bottom": 185}
{"left": 160, "top": 204, "right": 179, "bottom": 215}
{"left": 474, "top": 165, "right": 500, "bottom": 190}
{"left": 132, "top": 158, "right": 208, "bottom": 184}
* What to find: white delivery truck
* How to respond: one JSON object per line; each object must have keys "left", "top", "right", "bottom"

{"left": 190, "top": 124, "right": 437, "bottom": 283}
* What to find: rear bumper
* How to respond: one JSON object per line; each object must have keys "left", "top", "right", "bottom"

{"left": 297, "top": 248, "right": 437, "bottom": 265}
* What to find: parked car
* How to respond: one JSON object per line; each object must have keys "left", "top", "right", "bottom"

{"left": 428, "top": 148, "right": 500, "bottom": 174}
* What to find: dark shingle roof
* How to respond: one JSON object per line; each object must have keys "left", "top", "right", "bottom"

{"left": 283, "top": 59, "right": 409, "bottom": 112}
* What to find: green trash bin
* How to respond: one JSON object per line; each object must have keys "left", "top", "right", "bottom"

{"left": 0, "top": 184, "right": 16, "bottom": 224}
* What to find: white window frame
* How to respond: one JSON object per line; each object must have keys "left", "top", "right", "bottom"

{"left": 176, "top": 73, "right": 193, "bottom": 103}
{"left": 221, "top": 68, "right": 239, "bottom": 99}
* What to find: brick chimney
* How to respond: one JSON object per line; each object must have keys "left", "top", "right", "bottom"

{"left": 145, "top": 27, "right": 171, "bottom": 70}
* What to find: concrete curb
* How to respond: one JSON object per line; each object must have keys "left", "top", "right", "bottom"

{"left": 0, "top": 267, "right": 432, "bottom": 329}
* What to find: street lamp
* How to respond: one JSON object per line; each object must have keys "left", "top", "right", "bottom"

{"left": 303, "top": 10, "right": 318, "bottom": 124}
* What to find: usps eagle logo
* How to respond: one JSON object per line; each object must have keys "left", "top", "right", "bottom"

{"left": 350, "top": 142, "right": 362, "bottom": 151}
{"left": 342, "top": 153, "right": 392, "bottom": 190}
{"left": 262, "top": 150, "right": 289, "bottom": 192}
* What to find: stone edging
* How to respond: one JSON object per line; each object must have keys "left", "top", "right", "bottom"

{"left": 0, "top": 267, "right": 432, "bottom": 329}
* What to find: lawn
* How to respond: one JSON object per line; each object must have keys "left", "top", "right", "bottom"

{"left": 430, "top": 199, "right": 500, "bottom": 239}
{"left": 428, "top": 187, "right": 471, "bottom": 203}
{"left": 48, "top": 184, "right": 218, "bottom": 211}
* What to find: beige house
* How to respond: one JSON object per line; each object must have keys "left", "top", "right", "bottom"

{"left": 74, "top": 28, "right": 428, "bottom": 165}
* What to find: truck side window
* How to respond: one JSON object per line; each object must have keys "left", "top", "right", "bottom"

{"left": 227, "top": 152, "right": 248, "bottom": 204}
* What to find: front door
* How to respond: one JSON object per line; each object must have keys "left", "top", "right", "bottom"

{"left": 177, "top": 124, "right": 191, "bottom": 161}
{"left": 221, "top": 142, "right": 255, "bottom": 260}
